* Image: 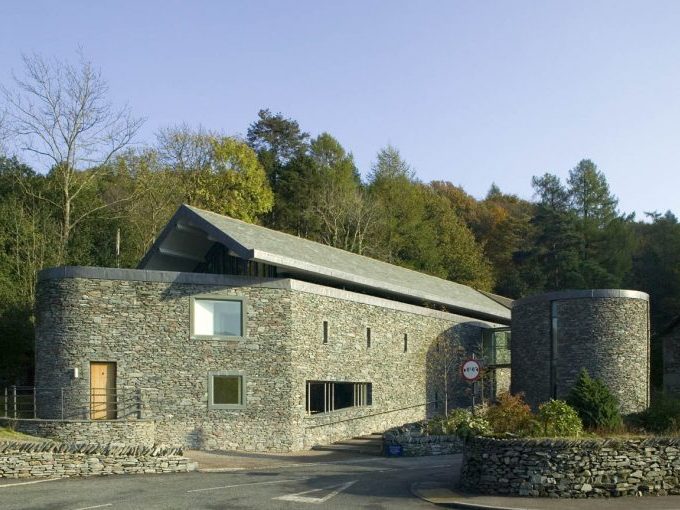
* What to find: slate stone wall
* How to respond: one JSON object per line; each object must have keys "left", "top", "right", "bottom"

{"left": 288, "top": 289, "right": 490, "bottom": 450}
{"left": 512, "top": 291, "right": 649, "bottom": 414}
{"left": 35, "top": 269, "right": 501, "bottom": 452}
{"left": 662, "top": 324, "right": 680, "bottom": 395}
{"left": 35, "top": 274, "right": 298, "bottom": 451}
{"left": 462, "top": 436, "right": 680, "bottom": 498}
{"left": 0, "top": 441, "right": 194, "bottom": 479}
{"left": 382, "top": 431, "right": 464, "bottom": 456}
{"left": 7, "top": 419, "right": 155, "bottom": 447}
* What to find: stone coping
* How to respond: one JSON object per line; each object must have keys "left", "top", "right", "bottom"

{"left": 466, "top": 435, "right": 680, "bottom": 447}
{"left": 0, "top": 440, "right": 183, "bottom": 456}
{"left": 513, "top": 289, "right": 649, "bottom": 308}
{"left": 2, "top": 418, "right": 154, "bottom": 424}
{"left": 38, "top": 266, "right": 503, "bottom": 325}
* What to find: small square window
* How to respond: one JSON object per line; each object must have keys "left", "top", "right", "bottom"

{"left": 208, "top": 371, "right": 245, "bottom": 409}
{"left": 192, "top": 296, "right": 245, "bottom": 339}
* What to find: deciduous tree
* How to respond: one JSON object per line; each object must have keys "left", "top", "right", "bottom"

{"left": 2, "top": 52, "right": 144, "bottom": 262}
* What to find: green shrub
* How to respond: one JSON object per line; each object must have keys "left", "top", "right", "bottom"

{"left": 537, "top": 399, "right": 583, "bottom": 437}
{"left": 485, "top": 392, "right": 535, "bottom": 436}
{"left": 449, "top": 409, "right": 492, "bottom": 439}
{"left": 424, "top": 409, "right": 491, "bottom": 438}
{"left": 567, "top": 369, "right": 622, "bottom": 432}
{"left": 639, "top": 394, "right": 680, "bottom": 433}
{"left": 424, "top": 415, "right": 450, "bottom": 435}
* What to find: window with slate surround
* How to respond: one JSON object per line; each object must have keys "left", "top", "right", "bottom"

{"left": 191, "top": 296, "right": 246, "bottom": 339}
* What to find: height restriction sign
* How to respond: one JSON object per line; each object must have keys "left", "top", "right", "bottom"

{"left": 461, "top": 359, "right": 481, "bottom": 382}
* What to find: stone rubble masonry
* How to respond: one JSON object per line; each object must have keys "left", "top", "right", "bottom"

{"left": 382, "top": 429, "right": 464, "bottom": 457}
{"left": 662, "top": 322, "right": 680, "bottom": 395}
{"left": 8, "top": 419, "right": 155, "bottom": 447}
{"left": 461, "top": 436, "right": 680, "bottom": 498}
{"left": 35, "top": 267, "right": 502, "bottom": 452}
{"left": 511, "top": 290, "right": 650, "bottom": 414}
{"left": 0, "top": 440, "right": 195, "bottom": 479}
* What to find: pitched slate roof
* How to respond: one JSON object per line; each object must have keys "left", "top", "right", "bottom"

{"left": 139, "top": 204, "right": 511, "bottom": 323}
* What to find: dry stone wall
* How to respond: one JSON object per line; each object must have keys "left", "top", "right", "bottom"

{"left": 0, "top": 441, "right": 194, "bottom": 479}
{"left": 383, "top": 428, "right": 464, "bottom": 457}
{"left": 8, "top": 419, "right": 155, "bottom": 447}
{"left": 462, "top": 436, "right": 680, "bottom": 498}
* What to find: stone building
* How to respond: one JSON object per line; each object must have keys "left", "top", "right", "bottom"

{"left": 661, "top": 317, "right": 680, "bottom": 395}
{"left": 511, "top": 289, "right": 650, "bottom": 414}
{"left": 34, "top": 205, "right": 511, "bottom": 451}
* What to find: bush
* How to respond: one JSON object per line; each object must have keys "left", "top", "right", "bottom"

{"left": 567, "top": 369, "right": 622, "bottom": 432}
{"left": 424, "top": 415, "right": 450, "bottom": 435}
{"left": 449, "top": 409, "right": 492, "bottom": 439}
{"left": 638, "top": 394, "right": 680, "bottom": 434}
{"left": 424, "top": 409, "right": 491, "bottom": 438}
{"left": 537, "top": 399, "right": 583, "bottom": 437}
{"left": 485, "top": 392, "right": 535, "bottom": 436}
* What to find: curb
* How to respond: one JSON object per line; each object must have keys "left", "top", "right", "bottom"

{"left": 410, "top": 482, "right": 529, "bottom": 510}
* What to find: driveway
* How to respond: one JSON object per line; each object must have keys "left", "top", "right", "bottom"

{"left": 0, "top": 451, "right": 457, "bottom": 509}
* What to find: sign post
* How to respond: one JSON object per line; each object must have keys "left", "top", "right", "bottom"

{"left": 461, "top": 357, "right": 482, "bottom": 412}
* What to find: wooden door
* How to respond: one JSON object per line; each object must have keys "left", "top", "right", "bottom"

{"left": 90, "top": 362, "right": 116, "bottom": 419}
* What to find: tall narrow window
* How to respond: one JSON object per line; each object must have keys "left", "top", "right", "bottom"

{"left": 366, "top": 327, "right": 371, "bottom": 348}
{"left": 404, "top": 333, "right": 408, "bottom": 352}
{"left": 323, "top": 321, "right": 329, "bottom": 344}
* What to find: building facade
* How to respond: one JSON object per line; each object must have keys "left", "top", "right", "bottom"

{"left": 511, "top": 289, "right": 650, "bottom": 414}
{"left": 33, "top": 205, "right": 511, "bottom": 451}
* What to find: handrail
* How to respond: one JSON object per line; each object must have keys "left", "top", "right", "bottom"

{"left": 304, "top": 398, "right": 439, "bottom": 429}
{"left": 1, "top": 385, "right": 147, "bottom": 421}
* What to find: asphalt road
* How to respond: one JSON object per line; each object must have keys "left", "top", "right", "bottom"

{"left": 0, "top": 454, "right": 458, "bottom": 509}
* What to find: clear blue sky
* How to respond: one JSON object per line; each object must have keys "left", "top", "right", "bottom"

{"left": 2, "top": 0, "right": 680, "bottom": 218}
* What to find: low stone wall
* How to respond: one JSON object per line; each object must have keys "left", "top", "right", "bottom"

{"left": 6, "top": 419, "right": 156, "bottom": 447}
{"left": 383, "top": 432, "right": 464, "bottom": 456}
{"left": 462, "top": 436, "right": 680, "bottom": 498}
{"left": 0, "top": 441, "right": 195, "bottom": 479}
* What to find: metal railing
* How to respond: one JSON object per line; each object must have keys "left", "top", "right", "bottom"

{"left": 1, "top": 386, "right": 144, "bottom": 421}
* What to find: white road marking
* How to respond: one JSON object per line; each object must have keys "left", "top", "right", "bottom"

{"left": 274, "top": 480, "right": 357, "bottom": 504}
{"left": 187, "top": 477, "right": 309, "bottom": 493}
{"left": 72, "top": 504, "right": 113, "bottom": 510}
{"left": 196, "top": 456, "right": 383, "bottom": 473}
{"left": 0, "top": 478, "right": 61, "bottom": 488}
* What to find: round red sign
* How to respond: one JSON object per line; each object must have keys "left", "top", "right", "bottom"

{"left": 461, "top": 359, "right": 482, "bottom": 382}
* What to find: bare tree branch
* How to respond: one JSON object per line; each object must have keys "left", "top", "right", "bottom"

{"left": 2, "top": 52, "right": 145, "bottom": 262}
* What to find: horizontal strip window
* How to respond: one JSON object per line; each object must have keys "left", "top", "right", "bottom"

{"left": 305, "top": 381, "right": 372, "bottom": 415}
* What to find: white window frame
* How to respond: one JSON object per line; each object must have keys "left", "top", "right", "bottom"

{"left": 208, "top": 370, "right": 246, "bottom": 410}
{"left": 190, "top": 295, "right": 246, "bottom": 340}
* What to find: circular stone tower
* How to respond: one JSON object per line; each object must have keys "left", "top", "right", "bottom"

{"left": 511, "top": 290, "right": 649, "bottom": 414}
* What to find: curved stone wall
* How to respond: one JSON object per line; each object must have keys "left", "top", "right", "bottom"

{"left": 462, "top": 436, "right": 680, "bottom": 498}
{"left": 511, "top": 290, "right": 649, "bottom": 414}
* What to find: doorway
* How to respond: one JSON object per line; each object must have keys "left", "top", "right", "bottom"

{"left": 90, "top": 362, "right": 117, "bottom": 419}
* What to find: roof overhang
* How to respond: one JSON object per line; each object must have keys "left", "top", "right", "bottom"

{"left": 139, "top": 205, "right": 511, "bottom": 324}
